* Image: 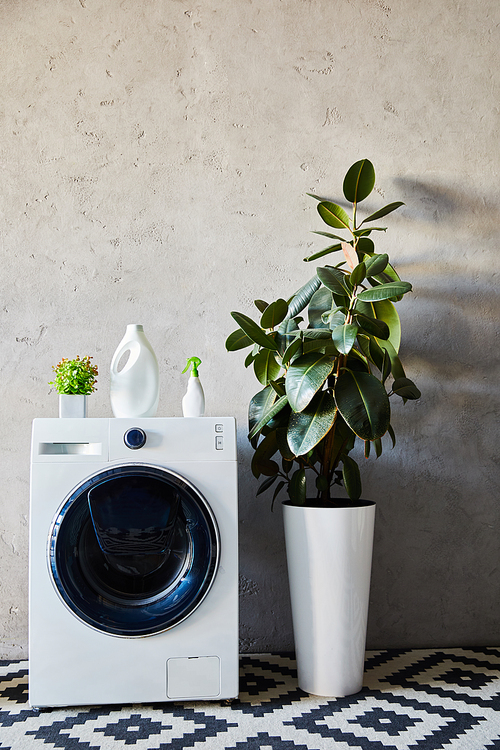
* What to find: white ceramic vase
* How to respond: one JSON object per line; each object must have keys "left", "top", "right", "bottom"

{"left": 59, "top": 394, "right": 87, "bottom": 418}
{"left": 282, "top": 500, "right": 376, "bottom": 697}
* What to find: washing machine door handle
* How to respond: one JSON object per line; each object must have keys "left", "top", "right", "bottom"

{"left": 87, "top": 475, "right": 181, "bottom": 576}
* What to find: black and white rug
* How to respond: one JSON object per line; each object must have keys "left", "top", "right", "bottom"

{"left": 1, "top": 649, "right": 499, "bottom": 748}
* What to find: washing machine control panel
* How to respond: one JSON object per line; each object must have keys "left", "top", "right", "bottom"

{"left": 104, "top": 417, "right": 237, "bottom": 462}
{"left": 123, "top": 427, "right": 147, "bottom": 450}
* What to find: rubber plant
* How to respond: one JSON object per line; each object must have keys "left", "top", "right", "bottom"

{"left": 49, "top": 356, "right": 98, "bottom": 395}
{"left": 226, "top": 159, "right": 420, "bottom": 506}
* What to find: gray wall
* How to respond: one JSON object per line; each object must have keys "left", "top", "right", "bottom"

{"left": 1, "top": 0, "right": 499, "bottom": 658}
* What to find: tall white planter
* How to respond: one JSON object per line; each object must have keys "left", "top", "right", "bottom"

{"left": 283, "top": 501, "right": 375, "bottom": 697}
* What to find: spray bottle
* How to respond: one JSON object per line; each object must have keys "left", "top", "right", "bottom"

{"left": 181, "top": 356, "right": 205, "bottom": 417}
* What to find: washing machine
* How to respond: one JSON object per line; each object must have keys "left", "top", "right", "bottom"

{"left": 29, "top": 417, "right": 238, "bottom": 708}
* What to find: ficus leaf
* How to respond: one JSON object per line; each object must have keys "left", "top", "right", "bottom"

{"left": 317, "top": 201, "right": 350, "bottom": 231}
{"left": 368, "top": 336, "right": 386, "bottom": 372}
{"left": 313, "top": 230, "right": 349, "bottom": 242}
{"left": 364, "top": 254, "right": 389, "bottom": 278}
{"left": 281, "top": 337, "right": 302, "bottom": 367}
{"left": 254, "top": 299, "right": 269, "bottom": 313}
{"left": 285, "top": 353, "right": 334, "bottom": 412}
{"left": 252, "top": 457, "right": 279, "bottom": 479}
{"left": 343, "top": 159, "right": 375, "bottom": 204}
{"left": 253, "top": 348, "right": 282, "bottom": 385}
{"left": 355, "top": 313, "right": 390, "bottom": 340}
{"left": 323, "top": 308, "right": 346, "bottom": 329}
{"left": 350, "top": 260, "right": 366, "bottom": 287}
{"left": 302, "top": 339, "right": 340, "bottom": 356}
{"left": 331, "top": 323, "right": 358, "bottom": 355}
{"left": 308, "top": 287, "right": 333, "bottom": 329}
{"left": 248, "top": 386, "right": 277, "bottom": 438}
{"left": 364, "top": 257, "right": 402, "bottom": 293}
{"left": 231, "top": 311, "right": 279, "bottom": 350}
{"left": 342, "top": 454, "right": 362, "bottom": 501}
{"left": 256, "top": 474, "right": 278, "bottom": 496}
{"left": 301, "top": 328, "right": 331, "bottom": 339}
{"left": 225, "top": 328, "right": 253, "bottom": 351}
{"left": 357, "top": 281, "right": 412, "bottom": 302}
{"left": 353, "top": 226, "right": 387, "bottom": 236}
{"left": 315, "top": 474, "right": 329, "bottom": 494}
{"left": 277, "top": 426, "right": 295, "bottom": 460}
{"left": 285, "top": 275, "right": 322, "bottom": 319}
{"left": 378, "top": 340, "right": 406, "bottom": 380}
{"left": 317, "top": 265, "right": 349, "bottom": 296}
{"left": 276, "top": 318, "right": 301, "bottom": 354}
{"left": 342, "top": 241, "right": 358, "bottom": 270}
{"left": 287, "top": 390, "right": 337, "bottom": 456}
{"left": 392, "top": 377, "right": 421, "bottom": 400}
{"left": 387, "top": 423, "right": 396, "bottom": 448}
{"left": 248, "top": 393, "right": 289, "bottom": 441}
{"left": 355, "top": 299, "right": 401, "bottom": 352}
{"left": 260, "top": 298, "right": 289, "bottom": 329}
{"left": 287, "top": 468, "right": 307, "bottom": 505}
{"left": 360, "top": 201, "right": 404, "bottom": 225}
{"left": 251, "top": 430, "right": 280, "bottom": 478}
{"left": 270, "top": 379, "right": 286, "bottom": 397}
{"left": 381, "top": 347, "right": 391, "bottom": 382}
{"left": 335, "top": 370, "right": 391, "bottom": 441}
{"left": 303, "top": 243, "right": 342, "bottom": 262}
{"left": 356, "top": 237, "right": 375, "bottom": 256}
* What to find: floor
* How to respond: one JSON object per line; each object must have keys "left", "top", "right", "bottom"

{"left": 1, "top": 649, "right": 499, "bottom": 749}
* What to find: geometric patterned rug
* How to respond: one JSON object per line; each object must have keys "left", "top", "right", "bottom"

{"left": 1, "top": 649, "right": 500, "bottom": 748}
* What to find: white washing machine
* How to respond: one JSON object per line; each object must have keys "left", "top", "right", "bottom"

{"left": 29, "top": 417, "right": 238, "bottom": 708}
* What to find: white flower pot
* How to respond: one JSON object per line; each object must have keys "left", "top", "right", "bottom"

{"left": 282, "top": 500, "right": 376, "bottom": 697}
{"left": 59, "top": 394, "right": 87, "bottom": 418}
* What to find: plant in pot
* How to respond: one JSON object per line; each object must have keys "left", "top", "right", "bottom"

{"left": 49, "top": 355, "right": 98, "bottom": 418}
{"left": 226, "top": 159, "right": 420, "bottom": 697}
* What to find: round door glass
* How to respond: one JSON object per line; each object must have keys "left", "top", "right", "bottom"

{"left": 49, "top": 464, "right": 220, "bottom": 636}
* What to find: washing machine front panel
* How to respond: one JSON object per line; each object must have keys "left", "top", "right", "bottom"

{"left": 49, "top": 463, "right": 220, "bottom": 637}
{"left": 29, "top": 418, "right": 239, "bottom": 708}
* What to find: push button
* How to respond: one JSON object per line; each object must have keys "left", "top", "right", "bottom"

{"left": 215, "top": 424, "right": 223, "bottom": 433}
{"left": 124, "top": 428, "right": 147, "bottom": 450}
{"left": 215, "top": 436, "right": 224, "bottom": 450}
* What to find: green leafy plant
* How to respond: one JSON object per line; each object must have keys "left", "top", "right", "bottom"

{"left": 49, "top": 356, "right": 98, "bottom": 395}
{"left": 226, "top": 159, "right": 420, "bottom": 507}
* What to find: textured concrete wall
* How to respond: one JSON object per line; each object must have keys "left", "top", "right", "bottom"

{"left": 0, "top": 0, "right": 498, "bottom": 658}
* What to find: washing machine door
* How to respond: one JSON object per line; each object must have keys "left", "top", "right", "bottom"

{"left": 49, "top": 464, "right": 220, "bottom": 637}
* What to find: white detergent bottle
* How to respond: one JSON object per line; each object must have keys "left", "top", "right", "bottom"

{"left": 181, "top": 356, "right": 205, "bottom": 417}
{"left": 110, "top": 324, "right": 159, "bottom": 418}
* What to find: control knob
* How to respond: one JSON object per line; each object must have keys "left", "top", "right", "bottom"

{"left": 123, "top": 428, "right": 147, "bottom": 450}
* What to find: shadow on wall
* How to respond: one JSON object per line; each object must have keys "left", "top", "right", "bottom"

{"left": 365, "top": 177, "right": 500, "bottom": 648}
{"left": 395, "top": 177, "right": 500, "bottom": 229}
{"left": 393, "top": 177, "right": 499, "bottom": 453}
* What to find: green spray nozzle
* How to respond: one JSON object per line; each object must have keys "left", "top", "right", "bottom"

{"left": 182, "top": 356, "right": 202, "bottom": 377}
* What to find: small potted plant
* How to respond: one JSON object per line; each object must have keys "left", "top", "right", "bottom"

{"left": 226, "top": 159, "right": 420, "bottom": 697}
{"left": 49, "top": 355, "right": 98, "bottom": 418}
